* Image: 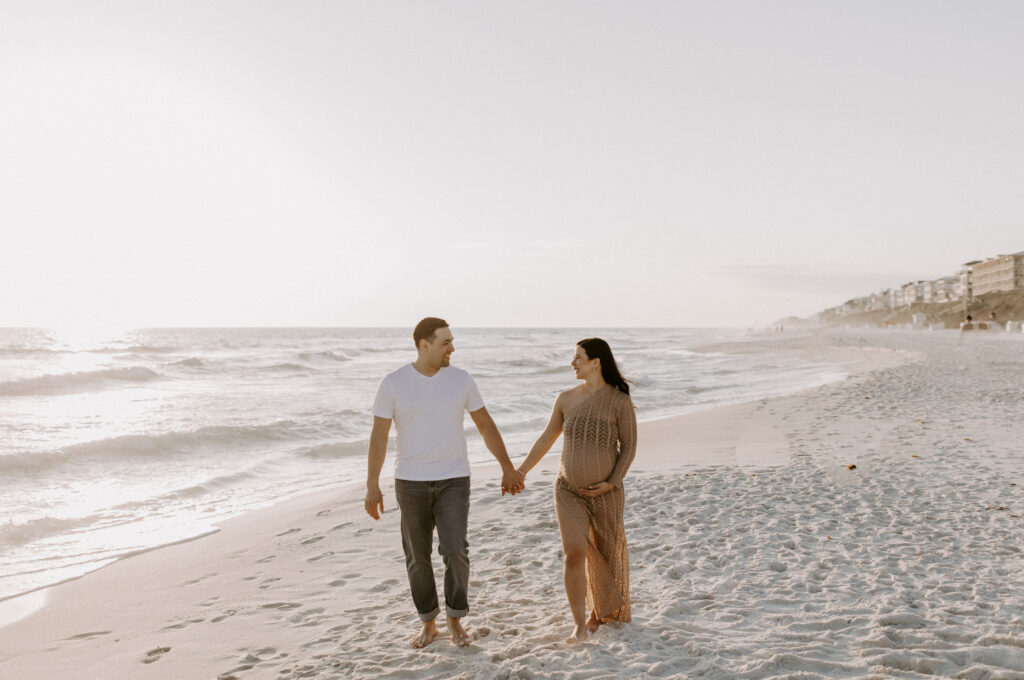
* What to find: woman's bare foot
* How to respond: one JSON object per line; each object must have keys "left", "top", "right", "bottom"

{"left": 446, "top": 615, "right": 474, "bottom": 647}
{"left": 585, "top": 612, "right": 602, "bottom": 634}
{"left": 566, "top": 622, "right": 589, "bottom": 644}
{"left": 410, "top": 619, "right": 439, "bottom": 649}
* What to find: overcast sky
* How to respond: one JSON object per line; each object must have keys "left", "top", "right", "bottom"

{"left": 2, "top": 1, "right": 1021, "bottom": 329}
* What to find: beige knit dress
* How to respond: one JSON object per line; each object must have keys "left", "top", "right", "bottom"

{"left": 555, "top": 385, "right": 637, "bottom": 623}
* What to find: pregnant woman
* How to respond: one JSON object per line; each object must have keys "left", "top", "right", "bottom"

{"left": 518, "top": 337, "right": 637, "bottom": 642}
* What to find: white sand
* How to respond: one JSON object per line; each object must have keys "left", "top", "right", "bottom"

{"left": 3, "top": 329, "right": 1024, "bottom": 679}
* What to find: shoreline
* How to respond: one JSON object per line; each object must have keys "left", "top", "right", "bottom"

{"left": 0, "top": 333, "right": 906, "bottom": 629}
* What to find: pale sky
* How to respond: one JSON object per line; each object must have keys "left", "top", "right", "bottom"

{"left": 2, "top": 1, "right": 1022, "bottom": 329}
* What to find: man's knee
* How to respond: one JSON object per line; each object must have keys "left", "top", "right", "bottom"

{"left": 437, "top": 537, "right": 469, "bottom": 561}
{"left": 405, "top": 549, "right": 432, "bottom": 567}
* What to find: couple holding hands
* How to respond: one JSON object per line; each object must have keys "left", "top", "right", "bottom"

{"left": 364, "top": 317, "right": 636, "bottom": 647}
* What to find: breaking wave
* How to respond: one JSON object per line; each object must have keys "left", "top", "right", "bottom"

{"left": 0, "top": 422, "right": 303, "bottom": 474}
{"left": 0, "top": 367, "right": 160, "bottom": 396}
{"left": 0, "top": 515, "right": 100, "bottom": 548}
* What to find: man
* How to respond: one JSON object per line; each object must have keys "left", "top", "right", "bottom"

{"left": 364, "top": 317, "right": 525, "bottom": 648}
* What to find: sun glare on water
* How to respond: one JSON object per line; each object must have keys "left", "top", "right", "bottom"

{"left": 49, "top": 324, "right": 135, "bottom": 352}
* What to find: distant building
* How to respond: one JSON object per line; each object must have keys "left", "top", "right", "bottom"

{"left": 973, "top": 252, "right": 1024, "bottom": 295}
{"left": 958, "top": 260, "right": 982, "bottom": 301}
{"left": 937, "top": 276, "right": 959, "bottom": 302}
{"left": 921, "top": 280, "right": 935, "bottom": 304}
{"left": 923, "top": 276, "right": 959, "bottom": 304}
{"left": 899, "top": 281, "right": 924, "bottom": 306}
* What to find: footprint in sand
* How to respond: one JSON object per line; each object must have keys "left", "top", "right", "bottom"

{"left": 330, "top": 522, "right": 352, "bottom": 531}
{"left": 368, "top": 578, "right": 399, "bottom": 593}
{"left": 301, "top": 535, "right": 324, "bottom": 545}
{"left": 68, "top": 631, "right": 111, "bottom": 640}
{"left": 218, "top": 651, "right": 267, "bottom": 678}
{"left": 276, "top": 528, "right": 301, "bottom": 537}
{"left": 211, "top": 610, "right": 237, "bottom": 623}
{"left": 665, "top": 565, "right": 686, "bottom": 579}
{"left": 316, "top": 509, "right": 332, "bottom": 517}
{"left": 162, "top": 618, "right": 205, "bottom": 630}
{"left": 307, "top": 551, "right": 334, "bottom": 563}
{"left": 261, "top": 602, "right": 302, "bottom": 610}
{"left": 142, "top": 646, "right": 171, "bottom": 664}
{"left": 328, "top": 579, "right": 346, "bottom": 587}
{"left": 290, "top": 608, "right": 326, "bottom": 627}
{"left": 256, "top": 555, "right": 275, "bottom": 564}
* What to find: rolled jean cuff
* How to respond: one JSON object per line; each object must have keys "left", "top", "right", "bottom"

{"left": 418, "top": 606, "right": 440, "bottom": 622}
{"left": 446, "top": 605, "right": 469, "bottom": 619}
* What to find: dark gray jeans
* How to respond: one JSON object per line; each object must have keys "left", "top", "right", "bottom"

{"left": 394, "top": 476, "right": 471, "bottom": 621}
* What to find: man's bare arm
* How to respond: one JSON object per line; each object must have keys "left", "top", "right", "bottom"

{"left": 364, "top": 416, "right": 392, "bottom": 519}
{"left": 469, "top": 407, "right": 524, "bottom": 495}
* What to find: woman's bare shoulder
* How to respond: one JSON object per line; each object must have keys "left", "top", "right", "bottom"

{"left": 554, "top": 385, "right": 586, "bottom": 410}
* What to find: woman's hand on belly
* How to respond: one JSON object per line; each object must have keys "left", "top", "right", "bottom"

{"left": 579, "top": 481, "right": 615, "bottom": 497}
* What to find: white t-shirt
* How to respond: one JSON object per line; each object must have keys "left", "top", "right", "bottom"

{"left": 372, "top": 363, "right": 485, "bottom": 481}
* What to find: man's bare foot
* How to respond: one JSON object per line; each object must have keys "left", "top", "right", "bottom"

{"left": 410, "top": 619, "right": 439, "bottom": 649}
{"left": 566, "top": 622, "right": 589, "bottom": 644}
{"left": 446, "top": 615, "right": 473, "bottom": 647}
{"left": 586, "top": 612, "right": 602, "bottom": 634}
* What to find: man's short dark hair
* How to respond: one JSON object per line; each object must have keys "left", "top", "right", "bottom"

{"left": 413, "top": 317, "right": 449, "bottom": 349}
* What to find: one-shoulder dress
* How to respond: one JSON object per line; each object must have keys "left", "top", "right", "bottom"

{"left": 555, "top": 385, "right": 637, "bottom": 622}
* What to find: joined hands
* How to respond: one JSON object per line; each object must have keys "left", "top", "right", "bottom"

{"left": 500, "top": 468, "right": 526, "bottom": 496}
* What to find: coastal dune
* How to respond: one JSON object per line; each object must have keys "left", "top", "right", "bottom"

{"left": 2, "top": 330, "right": 1024, "bottom": 679}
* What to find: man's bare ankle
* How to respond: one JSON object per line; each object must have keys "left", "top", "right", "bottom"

{"left": 410, "top": 619, "right": 439, "bottom": 649}
{"left": 446, "top": 616, "right": 473, "bottom": 646}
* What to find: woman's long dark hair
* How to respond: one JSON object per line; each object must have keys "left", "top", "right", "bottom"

{"left": 577, "top": 337, "right": 630, "bottom": 395}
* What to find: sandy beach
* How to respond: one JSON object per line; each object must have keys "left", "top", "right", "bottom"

{"left": 3, "top": 329, "right": 1024, "bottom": 679}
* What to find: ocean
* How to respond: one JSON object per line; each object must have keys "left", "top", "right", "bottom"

{"left": 0, "top": 327, "right": 845, "bottom": 601}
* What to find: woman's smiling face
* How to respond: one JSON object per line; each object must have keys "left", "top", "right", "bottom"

{"left": 571, "top": 345, "right": 599, "bottom": 380}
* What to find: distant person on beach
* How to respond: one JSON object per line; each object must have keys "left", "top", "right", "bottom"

{"left": 364, "top": 317, "right": 524, "bottom": 648}
{"left": 958, "top": 315, "right": 975, "bottom": 347}
{"left": 518, "top": 338, "right": 637, "bottom": 642}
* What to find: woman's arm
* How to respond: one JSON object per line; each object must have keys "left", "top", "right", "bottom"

{"left": 606, "top": 395, "right": 637, "bottom": 488}
{"left": 518, "top": 395, "right": 565, "bottom": 476}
